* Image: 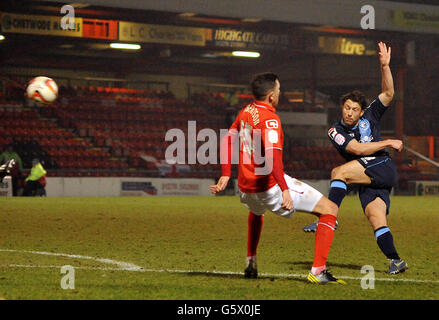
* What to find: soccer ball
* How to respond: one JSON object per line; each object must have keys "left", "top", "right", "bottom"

{"left": 26, "top": 76, "right": 58, "bottom": 104}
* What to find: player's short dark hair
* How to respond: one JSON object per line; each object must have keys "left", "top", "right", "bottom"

{"left": 340, "top": 90, "right": 368, "bottom": 110}
{"left": 251, "top": 72, "right": 279, "bottom": 100}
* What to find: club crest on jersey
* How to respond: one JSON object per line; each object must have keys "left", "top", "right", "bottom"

{"left": 265, "top": 119, "right": 278, "bottom": 129}
{"left": 359, "top": 120, "right": 369, "bottom": 130}
{"left": 359, "top": 119, "right": 372, "bottom": 143}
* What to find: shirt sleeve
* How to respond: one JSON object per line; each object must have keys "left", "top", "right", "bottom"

{"left": 270, "top": 148, "right": 288, "bottom": 191}
{"left": 328, "top": 125, "right": 353, "bottom": 152}
{"left": 261, "top": 117, "right": 283, "bottom": 152}
{"left": 261, "top": 117, "right": 287, "bottom": 191}
{"left": 364, "top": 97, "right": 389, "bottom": 123}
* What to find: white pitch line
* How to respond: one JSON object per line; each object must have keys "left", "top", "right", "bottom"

{"left": 1, "top": 248, "right": 437, "bottom": 284}
{"left": 2, "top": 263, "right": 439, "bottom": 285}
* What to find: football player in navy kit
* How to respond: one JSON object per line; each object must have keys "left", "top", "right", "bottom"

{"left": 304, "top": 42, "right": 408, "bottom": 275}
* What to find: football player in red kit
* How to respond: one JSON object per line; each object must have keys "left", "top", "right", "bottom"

{"left": 210, "top": 73, "right": 345, "bottom": 284}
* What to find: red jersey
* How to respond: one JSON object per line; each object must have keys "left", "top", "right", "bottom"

{"left": 222, "top": 100, "right": 285, "bottom": 193}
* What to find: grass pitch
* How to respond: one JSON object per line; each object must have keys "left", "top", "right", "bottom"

{"left": 0, "top": 195, "right": 438, "bottom": 300}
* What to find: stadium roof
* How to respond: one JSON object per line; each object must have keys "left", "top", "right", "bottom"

{"left": 0, "top": 1, "right": 437, "bottom": 82}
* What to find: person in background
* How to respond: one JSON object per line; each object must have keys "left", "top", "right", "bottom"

{"left": 0, "top": 144, "right": 23, "bottom": 196}
{"left": 23, "top": 158, "right": 47, "bottom": 197}
{"left": 0, "top": 159, "right": 16, "bottom": 183}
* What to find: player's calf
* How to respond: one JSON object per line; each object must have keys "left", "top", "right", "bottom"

{"left": 309, "top": 197, "right": 339, "bottom": 277}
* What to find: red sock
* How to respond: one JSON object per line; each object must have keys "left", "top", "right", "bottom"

{"left": 247, "top": 212, "right": 263, "bottom": 258}
{"left": 312, "top": 214, "right": 337, "bottom": 271}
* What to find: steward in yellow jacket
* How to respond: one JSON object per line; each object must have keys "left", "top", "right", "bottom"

{"left": 23, "top": 158, "right": 47, "bottom": 196}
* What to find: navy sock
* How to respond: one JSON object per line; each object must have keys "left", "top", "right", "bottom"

{"left": 328, "top": 180, "right": 347, "bottom": 207}
{"left": 374, "top": 226, "right": 400, "bottom": 260}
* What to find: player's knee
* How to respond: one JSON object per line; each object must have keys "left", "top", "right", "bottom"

{"left": 331, "top": 166, "right": 342, "bottom": 180}
{"left": 318, "top": 197, "right": 338, "bottom": 217}
{"left": 331, "top": 165, "right": 348, "bottom": 182}
{"left": 326, "top": 201, "right": 338, "bottom": 217}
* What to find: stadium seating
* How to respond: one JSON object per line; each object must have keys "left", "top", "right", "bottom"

{"left": 0, "top": 84, "right": 431, "bottom": 184}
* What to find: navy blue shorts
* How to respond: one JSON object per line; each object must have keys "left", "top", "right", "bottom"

{"left": 359, "top": 186, "right": 391, "bottom": 215}
{"left": 357, "top": 156, "right": 397, "bottom": 215}
{"left": 357, "top": 156, "right": 397, "bottom": 189}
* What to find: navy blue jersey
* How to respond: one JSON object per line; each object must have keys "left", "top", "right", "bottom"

{"left": 328, "top": 97, "right": 390, "bottom": 162}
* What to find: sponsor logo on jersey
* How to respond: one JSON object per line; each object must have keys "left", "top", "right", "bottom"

{"left": 268, "top": 129, "right": 278, "bottom": 143}
{"left": 334, "top": 134, "right": 345, "bottom": 146}
{"left": 328, "top": 128, "right": 345, "bottom": 146}
{"left": 359, "top": 157, "right": 376, "bottom": 165}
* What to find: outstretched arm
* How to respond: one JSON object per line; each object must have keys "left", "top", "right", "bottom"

{"left": 210, "top": 127, "right": 238, "bottom": 194}
{"left": 377, "top": 41, "right": 394, "bottom": 106}
{"left": 346, "top": 138, "right": 403, "bottom": 156}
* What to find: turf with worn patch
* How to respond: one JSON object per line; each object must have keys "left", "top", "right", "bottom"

{"left": 0, "top": 196, "right": 438, "bottom": 300}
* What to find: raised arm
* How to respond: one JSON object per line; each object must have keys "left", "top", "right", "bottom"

{"left": 377, "top": 41, "right": 394, "bottom": 106}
